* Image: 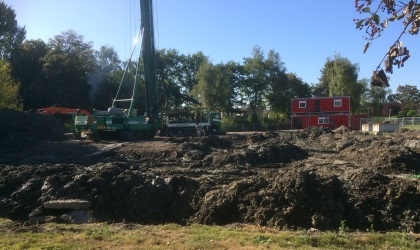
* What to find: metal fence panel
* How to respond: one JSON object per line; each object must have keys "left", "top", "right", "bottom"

{"left": 360, "top": 117, "right": 420, "bottom": 130}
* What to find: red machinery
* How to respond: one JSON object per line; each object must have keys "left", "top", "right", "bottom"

{"left": 35, "top": 107, "right": 91, "bottom": 117}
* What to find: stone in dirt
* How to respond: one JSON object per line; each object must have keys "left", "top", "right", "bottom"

{"left": 44, "top": 199, "right": 91, "bottom": 210}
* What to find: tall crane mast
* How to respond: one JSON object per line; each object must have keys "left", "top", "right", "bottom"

{"left": 140, "top": 0, "right": 157, "bottom": 122}
{"left": 72, "top": 0, "right": 161, "bottom": 139}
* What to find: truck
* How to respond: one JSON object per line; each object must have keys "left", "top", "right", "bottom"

{"left": 159, "top": 108, "right": 222, "bottom": 136}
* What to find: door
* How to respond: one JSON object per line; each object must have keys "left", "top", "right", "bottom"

{"left": 314, "top": 100, "right": 320, "bottom": 112}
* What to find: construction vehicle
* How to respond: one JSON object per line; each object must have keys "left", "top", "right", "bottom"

{"left": 73, "top": 0, "right": 223, "bottom": 139}
{"left": 72, "top": 0, "right": 160, "bottom": 139}
{"left": 159, "top": 108, "right": 222, "bottom": 136}
{"left": 35, "top": 107, "right": 91, "bottom": 117}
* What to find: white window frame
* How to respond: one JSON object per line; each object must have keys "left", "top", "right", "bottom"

{"left": 334, "top": 99, "right": 342, "bottom": 107}
{"left": 299, "top": 101, "right": 306, "bottom": 108}
{"left": 318, "top": 117, "right": 329, "bottom": 124}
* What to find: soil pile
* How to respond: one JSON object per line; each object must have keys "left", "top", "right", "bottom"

{"left": 1, "top": 112, "right": 420, "bottom": 233}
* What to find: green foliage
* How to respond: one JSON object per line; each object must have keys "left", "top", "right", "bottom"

{"left": 319, "top": 53, "right": 364, "bottom": 112}
{"left": 407, "top": 110, "right": 417, "bottom": 117}
{"left": 90, "top": 45, "right": 122, "bottom": 110}
{"left": 363, "top": 84, "right": 392, "bottom": 116}
{"left": 156, "top": 49, "right": 207, "bottom": 109}
{"left": 399, "top": 102, "right": 419, "bottom": 117}
{"left": 394, "top": 85, "right": 420, "bottom": 106}
{"left": 339, "top": 220, "right": 347, "bottom": 237}
{"left": 31, "top": 30, "right": 95, "bottom": 109}
{"left": 0, "top": 60, "right": 22, "bottom": 111}
{"left": 267, "top": 72, "right": 311, "bottom": 113}
{"left": 262, "top": 111, "right": 288, "bottom": 123}
{"left": 0, "top": 1, "right": 26, "bottom": 61}
{"left": 11, "top": 39, "right": 49, "bottom": 109}
{"left": 193, "top": 60, "right": 231, "bottom": 111}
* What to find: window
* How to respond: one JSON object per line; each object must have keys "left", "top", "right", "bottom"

{"left": 334, "top": 99, "right": 342, "bottom": 107}
{"left": 318, "top": 117, "right": 329, "bottom": 124}
{"left": 299, "top": 101, "right": 306, "bottom": 108}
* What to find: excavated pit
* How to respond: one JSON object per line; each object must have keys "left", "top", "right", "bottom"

{"left": 1, "top": 109, "right": 420, "bottom": 232}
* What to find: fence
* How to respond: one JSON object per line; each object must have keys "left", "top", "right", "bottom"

{"left": 224, "top": 118, "right": 420, "bottom": 132}
{"left": 360, "top": 117, "right": 420, "bottom": 130}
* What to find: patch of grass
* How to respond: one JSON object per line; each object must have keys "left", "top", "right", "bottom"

{"left": 0, "top": 220, "right": 419, "bottom": 249}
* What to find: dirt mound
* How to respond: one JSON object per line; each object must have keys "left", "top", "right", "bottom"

{"left": 193, "top": 169, "right": 345, "bottom": 230}
{"left": 296, "top": 126, "right": 333, "bottom": 139}
{"left": 209, "top": 135, "right": 308, "bottom": 167}
{"left": 0, "top": 109, "right": 68, "bottom": 142}
{"left": 0, "top": 109, "right": 69, "bottom": 158}
{"left": 341, "top": 168, "right": 420, "bottom": 232}
{"left": 1, "top": 123, "right": 420, "bottom": 232}
{"left": 339, "top": 138, "right": 420, "bottom": 174}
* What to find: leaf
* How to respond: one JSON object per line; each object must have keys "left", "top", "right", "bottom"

{"left": 381, "top": 19, "right": 388, "bottom": 28}
{"left": 356, "top": 19, "right": 365, "bottom": 29}
{"left": 373, "top": 14, "right": 380, "bottom": 25}
{"left": 396, "top": 14, "right": 405, "bottom": 20}
{"left": 363, "top": 42, "right": 370, "bottom": 53}
{"left": 362, "top": 7, "right": 370, "bottom": 13}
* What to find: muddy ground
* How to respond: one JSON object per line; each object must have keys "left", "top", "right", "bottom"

{"left": 1, "top": 109, "right": 420, "bottom": 232}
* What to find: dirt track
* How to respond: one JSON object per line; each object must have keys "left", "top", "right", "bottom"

{"left": 1, "top": 109, "right": 420, "bottom": 232}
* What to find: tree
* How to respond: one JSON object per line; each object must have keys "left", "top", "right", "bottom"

{"left": 89, "top": 45, "right": 122, "bottom": 109}
{"left": 368, "top": 85, "right": 391, "bottom": 116}
{"left": 355, "top": 0, "right": 420, "bottom": 81}
{"left": 319, "top": 54, "right": 365, "bottom": 111}
{"left": 0, "top": 60, "right": 22, "bottom": 110}
{"left": 156, "top": 49, "right": 187, "bottom": 108}
{"left": 193, "top": 61, "right": 231, "bottom": 112}
{"left": 10, "top": 39, "right": 49, "bottom": 110}
{"left": 242, "top": 46, "right": 270, "bottom": 122}
{"left": 42, "top": 30, "right": 95, "bottom": 109}
{"left": 267, "top": 72, "right": 310, "bottom": 113}
{"left": 0, "top": 2, "right": 26, "bottom": 61}
{"left": 393, "top": 85, "right": 420, "bottom": 116}
{"left": 319, "top": 53, "right": 365, "bottom": 112}
{"left": 393, "top": 84, "right": 420, "bottom": 105}
{"left": 155, "top": 49, "right": 208, "bottom": 109}
{"left": 382, "top": 101, "right": 401, "bottom": 116}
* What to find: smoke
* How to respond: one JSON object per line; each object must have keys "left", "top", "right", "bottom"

{"left": 87, "top": 71, "right": 103, "bottom": 105}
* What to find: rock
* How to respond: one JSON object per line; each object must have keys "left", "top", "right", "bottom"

{"left": 44, "top": 199, "right": 91, "bottom": 210}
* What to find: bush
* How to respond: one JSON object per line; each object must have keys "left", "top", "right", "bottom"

{"left": 407, "top": 110, "right": 417, "bottom": 117}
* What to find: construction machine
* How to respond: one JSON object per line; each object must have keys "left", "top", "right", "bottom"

{"left": 35, "top": 107, "right": 91, "bottom": 118}
{"left": 73, "top": 0, "right": 223, "bottom": 139}
{"left": 72, "top": 0, "right": 161, "bottom": 139}
{"left": 159, "top": 108, "right": 222, "bottom": 136}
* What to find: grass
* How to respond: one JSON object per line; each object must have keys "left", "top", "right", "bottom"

{"left": 0, "top": 219, "right": 419, "bottom": 249}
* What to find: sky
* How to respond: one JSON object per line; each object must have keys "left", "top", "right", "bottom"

{"left": 6, "top": 0, "right": 420, "bottom": 94}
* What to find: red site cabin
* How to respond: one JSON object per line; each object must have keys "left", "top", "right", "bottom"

{"left": 290, "top": 96, "right": 351, "bottom": 129}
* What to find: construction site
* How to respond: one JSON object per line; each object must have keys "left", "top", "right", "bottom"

{"left": 1, "top": 108, "right": 420, "bottom": 233}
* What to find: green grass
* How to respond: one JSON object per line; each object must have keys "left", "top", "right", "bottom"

{"left": 0, "top": 219, "right": 419, "bottom": 249}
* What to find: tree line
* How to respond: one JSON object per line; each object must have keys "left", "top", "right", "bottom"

{"left": 1, "top": 2, "right": 420, "bottom": 124}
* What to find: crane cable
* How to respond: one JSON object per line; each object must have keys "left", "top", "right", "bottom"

{"left": 112, "top": 9, "right": 144, "bottom": 108}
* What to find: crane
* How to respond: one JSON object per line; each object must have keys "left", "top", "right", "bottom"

{"left": 72, "top": 0, "right": 222, "bottom": 139}
{"left": 72, "top": 0, "right": 161, "bottom": 140}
